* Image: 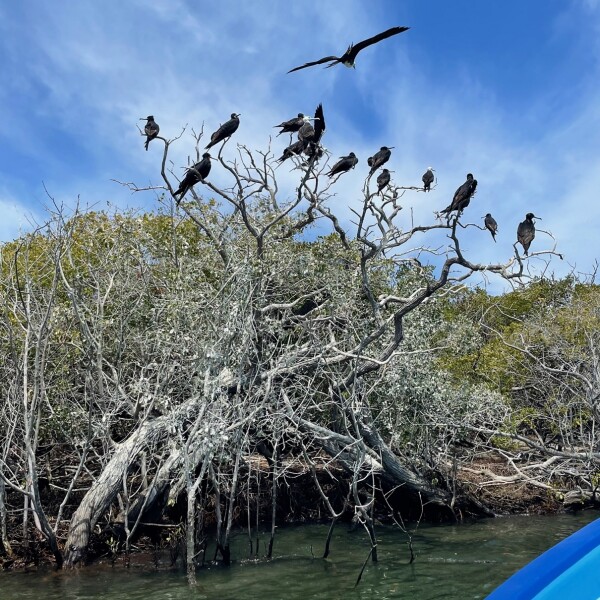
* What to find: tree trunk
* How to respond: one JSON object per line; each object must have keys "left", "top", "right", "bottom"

{"left": 64, "top": 416, "right": 172, "bottom": 567}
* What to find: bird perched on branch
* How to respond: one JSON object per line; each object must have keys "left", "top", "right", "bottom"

{"left": 288, "top": 26, "right": 409, "bottom": 73}
{"left": 376, "top": 169, "right": 391, "bottom": 194}
{"left": 277, "top": 140, "right": 305, "bottom": 163}
{"left": 483, "top": 213, "right": 498, "bottom": 241}
{"left": 275, "top": 113, "right": 305, "bottom": 137}
{"left": 422, "top": 167, "right": 434, "bottom": 192}
{"left": 517, "top": 213, "right": 540, "bottom": 256}
{"left": 368, "top": 146, "right": 393, "bottom": 175}
{"left": 205, "top": 113, "right": 240, "bottom": 150}
{"left": 303, "top": 103, "right": 326, "bottom": 159}
{"left": 174, "top": 153, "right": 211, "bottom": 202}
{"left": 440, "top": 173, "right": 477, "bottom": 215}
{"left": 140, "top": 116, "right": 159, "bottom": 151}
{"left": 326, "top": 153, "right": 358, "bottom": 178}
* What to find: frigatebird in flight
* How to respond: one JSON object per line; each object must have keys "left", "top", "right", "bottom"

{"left": 483, "top": 213, "right": 498, "bottom": 241}
{"left": 288, "top": 26, "right": 409, "bottom": 73}
{"left": 141, "top": 116, "right": 159, "bottom": 151}
{"left": 517, "top": 213, "right": 540, "bottom": 256}
{"left": 174, "top": 153, "right": 212, "bottom": 202}
{"left": 205, "top": 113, "right": 240, "bottom": 150}
{"left": 422, "top": 167, "right": 434, "bottom": 192}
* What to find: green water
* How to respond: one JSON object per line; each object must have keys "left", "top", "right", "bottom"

{"left": 1, "top": 512, "right": 598, "bottom": 599}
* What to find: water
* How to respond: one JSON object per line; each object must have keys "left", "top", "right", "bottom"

{"left": 1, "top": 512, "right": 598, "bottom": 599}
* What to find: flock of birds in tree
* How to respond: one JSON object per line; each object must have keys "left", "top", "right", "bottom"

{"left": 140, "top": 26, "right": 541, "bottom": 257}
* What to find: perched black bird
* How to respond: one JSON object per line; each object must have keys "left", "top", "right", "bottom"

{"left": 483, "top": 213, "right": 498, "bottom": 242}
{"left": 303, "top": 103, "right": 326, "bottom": 159}
{"left": 298, "top": 116, "right": 318, "bottom": 144}
{"left": 205, "top": 113, "right": 240, "bottom": 150}
{"left": 422, "top": 167, "right": 434, "bottom": 192}
{"left": 275, "top": 113, "right": 305, "bottom": 136}
{"left": 288, "top": 26, "right": 409, "bottom": 73}
{"left": 376, "top": 168, "right": 391, "bottom": 194}
{"left": 326, "top": 153, "right": 358, "bottom": 178}
{"left": 141, "top": 116, "right": 159, "bottom": 151}
{"left": 368, "top": 146, "right": 393, "bottom": 175}
{"left": 441, "top": 173, "right": 477, "bottom": 215}
{"left": 174, "top": 153, "right": 211, "bottom": 201}
{"left": 277, "top": 140, "right": 305, "bottom": 163}
{"left": 517, "top": 213, "right": 540, "bottom": 256}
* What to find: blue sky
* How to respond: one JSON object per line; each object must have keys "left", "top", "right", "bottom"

{"left": 1, "top": 0, "right": 600, "bottom": 285}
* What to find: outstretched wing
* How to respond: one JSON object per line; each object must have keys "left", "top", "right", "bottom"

{"left": 313, "top": 103, "right": 326, "bottom": 143}
{"left": 351, "top": 26, "right": 409, "bottom": 56}
{"left": 288, "top": 55, "right": 340, "bottom": 73}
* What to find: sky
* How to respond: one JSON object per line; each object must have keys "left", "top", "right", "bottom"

{"left": 1, "top": 0, "right": 600, "bottom": 289}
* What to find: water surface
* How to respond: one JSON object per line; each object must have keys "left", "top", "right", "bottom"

{"left": 1, "top": 512, "right": 598, "bottom": 599}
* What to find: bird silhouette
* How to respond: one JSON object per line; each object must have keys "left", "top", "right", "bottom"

{"left": 368, "top": 146, "right": 393, "bottom": 175}
{"left": 376, "top": 169, "right": 391, "bottom": 194}
{"left": 517, "top": 213, "right": 540, "bottom": 256}
{"left": 205, "top": 114, "right": 240, "bottom": 150}
{"left": 277, "top": 140, "right": 305, "bottom": 163}
{"left": 441, "top": 174, "right": 477, "bottom": 215}
{"left": 141, "top": 116, "right": 159, "bottom": 151}
{"left": 174, "top": 153, "right": 211, "bottom": 201}
{"left": 483, "top": 213, "right": 498, "bottom": 241}
{"left": 422, "top": 167, "right": 434, "bottom": 192}
{"left": 288, "top": 26, "right": 409, "bottom": 73}
{"left": 326, "top": 153, "right": 358, "bottom": 178}
{"left": 275, "top": 113, "right": 305, "bottom": 137}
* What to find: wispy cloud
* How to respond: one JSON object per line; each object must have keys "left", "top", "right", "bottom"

{"left": 1, "top": 0, "right": 599, "bottom": 288}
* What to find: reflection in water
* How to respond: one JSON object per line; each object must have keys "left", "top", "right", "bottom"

{"left": 1, "top": 512, "right": 599, "bottom": 600}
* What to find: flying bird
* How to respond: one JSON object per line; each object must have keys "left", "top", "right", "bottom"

{"left": 376, "top": 169, "right": 391, "bottom": 194}
{"left": 517, "top": 213, "right": 540, "bottom": 256}
{"left": 275, "top": 113, "right": 305, "bottom": 137}
{"left": 205, "top": 113, "right": 240, "bottom": 150}
{"left": 368, "top": 146, "right": 393, "bottom": 175}
{"left": 422, "top": 167, "right": 434, "bottom": 192}
{"left": 174, "top": 153, "right": 212, "bottom": 201}
{"left": 141, "top": 116, "right": 159, "bottom": 151}
{"left": 441, "top": 173, "right": 478, "bottom": 215}
{"left": 288, "top": 26, "right": 409, "bottom": 73}
{"left": 483, "top": 213, "right": 498, "bottom": 241}
{"left": 326, "top": 153, "right": 358, "bottom": 178}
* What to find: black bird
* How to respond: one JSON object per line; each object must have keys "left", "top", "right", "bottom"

{"left": 422, "top": 167, "right": 434, "bottom": 192}
{"left": 288, "top": 26, "right": 410, "bottom": 73}
{"left": 312, "top": 103, "right": 326, "bottom": 145}
{"left": 141, "top": 116, "right": 159, "bottom": 151}
{"left": 275, "top": 113, "right": 305, "bottom": 136}
{"left": 174, "top": 153, "right": 211, "bottom": 201}
{"left": 483, "top": 213, "right": 498, "bottom": 242}
{"left": 376, "top": 168, "right": 391, "bottom": 194}
{"left": 326, "top": 153, "right": 358, "bottom": 178}
{"left": 205, "top": 113, "right": 240, "bottom": 150}
{"left": 368, "top": 146, "right": 393, "bottom": 175}
{"left": 517, "top": 213, "right": 540, "bottom": 256}
{"left": 441, "top": 173, "right": 478, "bottom": 215}
{"left": 277, "top": 140, "right": 305, "bottom": 163}
{"left": 303, "top": 103, "right": 326, "bottom": 159}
